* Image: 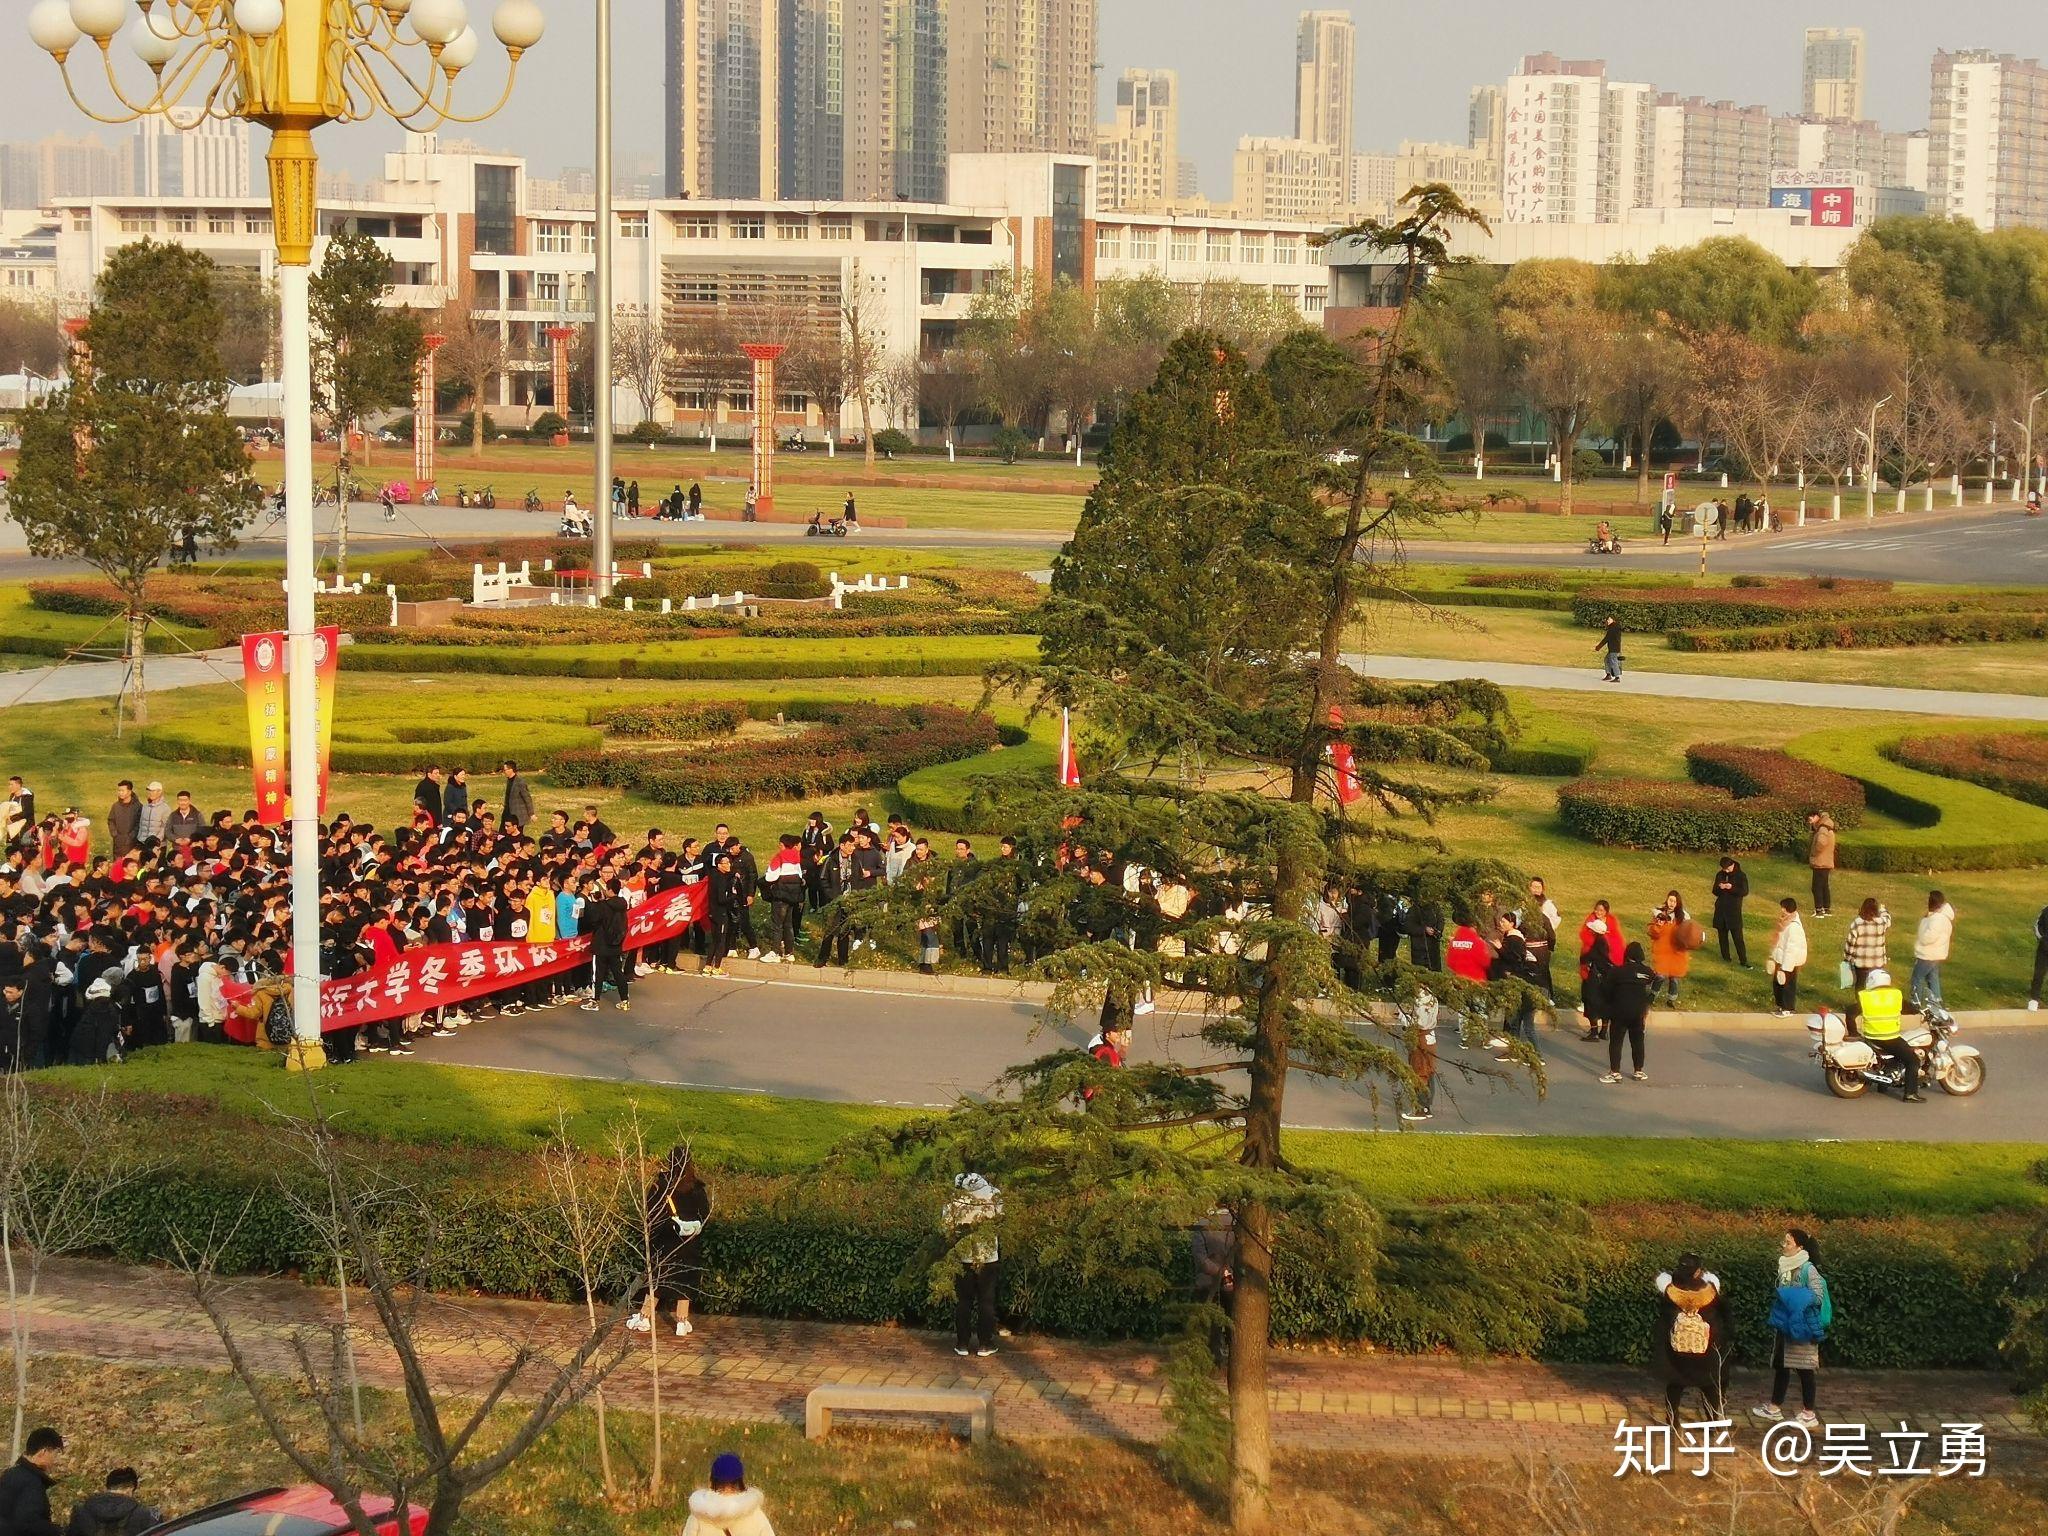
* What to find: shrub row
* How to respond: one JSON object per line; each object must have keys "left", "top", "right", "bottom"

{"left": 586, "top": 699, "right": 748, "bottom": 739}
{"left": 1571, "top": 579, "right": 1895, "bottom": 632}
{"left": 1890, "top": 730, "right": 2048, "bottom": 810}
{"left": 1682, "top": 744, "right": 1865, "bottom": 826}
{"left": 1557, "top": 777, "right": 1803, "bottom": 853}
{"left": 546, "top": 703, "right": 1000, "bottom": 805}
{"left": 58, "top": 1117, "right": 2025, "bottom": 1369}
{"left": 1491, "top": 732, "right": 1598, "bottom": 777}
{"left": 141, "top": 718, "right": 601, "bottom": 775}
{"left": 342, "top": 644, "right": 1027, "bottom": 682}
{"left": 1787, "top": 724, "right": 2048, "bottom": 872}
{"left": 1671, "top": 608, "right": 2048, "bottom": 653}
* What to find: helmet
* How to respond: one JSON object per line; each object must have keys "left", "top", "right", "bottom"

{"left": 1866, "top": 968, "right": 1891, "bottom": 989}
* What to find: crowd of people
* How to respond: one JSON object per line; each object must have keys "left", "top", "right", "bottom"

{"left": 0, "top": 761, "right": 2037, "bottom": 1079}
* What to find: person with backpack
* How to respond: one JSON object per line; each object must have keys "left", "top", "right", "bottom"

{"left": 1651, "top": 1254, "right": 1731, "bottom": 1425}
{"left": 65, "top": 1470, "right": 158, "bottom": 1536}
{"left": 945, "top": 1172, "right": 1003, "bottom": 1357}
{"left": 1752, "top": 1226, "right": 1828, "bottom": 1428}
{"left": 1646, "top": 890, "right": 1700, "bottom": 1007}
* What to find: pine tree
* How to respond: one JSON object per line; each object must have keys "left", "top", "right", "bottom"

{"left": 868, "top": 190, "right": 1585, "bottom": 1532}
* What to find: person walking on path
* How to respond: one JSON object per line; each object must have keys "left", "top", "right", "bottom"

{"left": 946, "top": 1172, "right": 1003, "bottom": 1358}
{"left": 0, "top": 1427, "right": 64, "bottom": 1536}
{"left": 1600, "top": 942, "right": 1656, "bottom": 1083}
{"left": 2032, "top": 899, "right": 2048, "bottom": 1011}
{"left": 1595, "top": 615, "right": 1624, "bottom": 682}
{"left": 1805, "top": 812, "right": 1836, "bottom": 919}
{"left": 1752, "top": 1227, "right": 1828, "bottom": 1429}
{"left": 1768, "top": 898, "right": 1808, "bottom": 1017}
{"left": 630, "top": 1144, "right": 709, "bottom": 1339}
{"left": 1911, "top": 891, "right": 1955, "bottom": 1008}
{"left": 1710, "top": 856, "right": 1750, "bottom": 967}
{"left": 1646, "top": 890, "right": 1697, "bottom": 1007}
{"left": 1400, "top": 988, "right": 1439, "bottom": 1122}
{"left": 1842, "top": 898, "right": 1892, "bottom": 992}
{"left": 681, "top": 1454, "right": 775, "bottom": 1536}
{"left": 1652, "top": 1255, "right": 1731, "bottom": 1425}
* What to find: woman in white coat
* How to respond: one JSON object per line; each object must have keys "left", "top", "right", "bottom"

{"left": 681, "top": 1454, "right": 776, "bottom": 1536}
{"left": 1767, "top": 897, "right": 1808, "bottom": 1017}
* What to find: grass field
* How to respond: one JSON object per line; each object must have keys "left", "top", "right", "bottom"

{"left": 41, "top": 1050, "right": 2048, "bottom": 1218}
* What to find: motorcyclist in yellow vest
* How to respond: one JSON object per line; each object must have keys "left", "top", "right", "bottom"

{"left": 1856, "top": 968, "right": 1921, "bottom": 1102}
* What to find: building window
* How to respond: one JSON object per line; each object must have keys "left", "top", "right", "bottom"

{"left": 1271, "top": 284, "right": 1299, "bottom": 306}
{"left": 619, "top": 213, "right": 649, "bottom": 239}
{"left": 119, "top": 213, "right": 153, "bottom": 234}
{"left": 1274, "top": 236, "right": 1300, "bottom": 265}
{"left": 728, "top": 389, "right": 753, "bottom": 413}
{"left": 820, "top": 216, "right": 853, "bottom": 241}
{"left": 472, "top": 164, "right": 516, "bottom": 254}
{"left": 247, "top": 215, "right": 273, "bottom": 235}
{"left": 1304, "top": 286, "right": 1327, "bottom": 314}
{"left": 536, "top": 272, "right": 562, "bottom": 302}
{"left": 1130, "top": 228, "right": 1159, "bottom": 260}
{"left": 778, "top": 392, "right": 809, "bottom": 412}
{"left": 1095, "top": 226, "right": 1122, "bottom": 260}
{"left": 536, "top": 222, "right": 575, "bottom": 254}
{"left": 166, "top": 210, "right": 195, "bottom": 234}
{"left": 1170, "top": 230, "right": 1198, "bottom": 262}
{"left": 731, "top": 216, "right": 766, "bottom": 240}
{"left": 776, "top": 217, "right": 809, "bottom": 241}
{"left": 677, "top": 277, "right": 718, "bottom": 304}
{"left": 581, "top": 226, "right": 597, "bottom": 254}
{"left": 1240, "top": 233, "right": 1266, "bottom": 263}
{"left": 1050, "top": 163, "right": 1086, "bottom": 284}
{"left": 1206, "top": 231, "right": 1233, "bottom": 262}
{"left": 678, "top": 214, "right": 716, "bottom": 239}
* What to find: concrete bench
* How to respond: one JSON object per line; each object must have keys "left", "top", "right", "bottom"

{"left": 804, "top": 1383, "right": 994, "bottom": 1445}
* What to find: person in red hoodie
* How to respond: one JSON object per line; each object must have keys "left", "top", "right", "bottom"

{"left": 760, "top": 834, "right": 806, "bottom": 962}
{"left": 1577, "top": 900, "right": 1626, "bottom": 1042}
{"left": 1445, "top": 919, "right": 1491, "bottom": 984}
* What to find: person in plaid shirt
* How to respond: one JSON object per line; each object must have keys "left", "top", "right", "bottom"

{"left": 1841, "top": 898, "right": 1892, "bottom": 991}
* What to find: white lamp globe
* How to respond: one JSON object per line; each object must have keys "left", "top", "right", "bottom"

{"left": 491, "top": 0, "right": 542, "bottom": 51}
{"left": 380, "top": 0, "right": 413, "bottom": 16}
{"left": 409, "top": 0, "right": 467, "bottom": 45}
{"left": 27, "top": 0, "right": 82, "bottom": 54}
{"left": 66, "top": 0, "right": 128, "bottom": 43}
{"left": 127, "top": 10, "right": 180, "bottom": 66}
{"left": 231, "top": 0, "right": 285, "bottom": 39}
{"left": 440, "top": 22, "right": 479, "bottom": 69}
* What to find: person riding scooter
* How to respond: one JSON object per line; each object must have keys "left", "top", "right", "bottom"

{"left": 1854, "top": 968, "right": 1921, "bottom": 1103}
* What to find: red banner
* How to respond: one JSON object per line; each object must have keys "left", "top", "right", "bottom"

{"left": 225, "top": 883, "right": 709, "bottom": 1041}
{"left": 241, "top": 632, "right": 287, "bottom": 825}
{"left": 312, "top": 625, "right": 339, "bottom": 815}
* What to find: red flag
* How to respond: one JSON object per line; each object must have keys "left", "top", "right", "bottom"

{"left": 1057, "top": 707, "right": 1081, "bottom": 788}
{"left": 1328, "top": 705, "right": 1362, "bottom": 806}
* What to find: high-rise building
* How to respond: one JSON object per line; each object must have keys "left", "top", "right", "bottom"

{"left": 1095, "top": 67, "right": 1179, "bottom": 212}
{"left": 1929, "top": 50, "right": 2048, "bottom": 231}
{"left": 948, "top": 0, "right": 1097, "bottom": 159}
{"left": 1787, "top": 118, "right": 1926, "bottom": 193}
{"left": 0, "top": 133, "right": 131, "bottom": 209}
{"left": 131, "top": 116, "right": 252, "bottom": 199}
{"left": 1599, "top": 82, "right": 1658, "bottom": 220}
{"left": 665, "top": 0, "right": 781, "bottom": 199}
{"left": 1233, "top": 136, "right": 1351, "bottom": 222}
{"left": 1295, "top": 10, "right": 1356, "bottom": 161}
{"left": 1468, "top": 85, "right": 1504, "bottom": 161}
{"left": 842, "top": 0, "right": 949, "bottom": 202}
{"left": 1393, "top": 140, "right": 1501, "bottom": 221}
{"left": 1650, "top": 97, "right": 1789, "bottom": 210}
{"left": 1501, "top": 55, "right": 1608, "bottom": 223}
{"left": 1176, "top": 159, "right": 1201, "bottom": 200}
{"left": 781, "top": 0, "right": 846, "bottom": 199}
{"left": 1350, "top": 151, "right": 1396, "bottom": 214}
{"left": 1802, "top": 27, "right": 1865, "bottom": 121}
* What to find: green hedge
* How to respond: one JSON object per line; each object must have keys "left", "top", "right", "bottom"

{"left": 1890, "top": 729, "right": 2048, "bottom": 810}
{"left": 342, "top": 645, "right": 1025, "bottom": 681}
{"left": 893, "top": 740, "right": 1054, "bottom": 832}
{"left": 55, "top": 1114, "right": 2025, "bottom": 1368}
{"left": 1672, "top": 609, "right": 2048, "bottom": 653}
{"left": 1683, "top": 743, "right": 1865, "bottom": 826}
{"left": 586, "top": 699, "right": 747, "bottom": 739}
{"left": 141, "top": 718, "right": 601, "bottom": 774}
{"left": 1557, "top": 777, "right": 1798, "bottom": 852}
{"left": 1491, "top": 732, "right": 1597, "bottom": 777}
{"left": 1786, "top": 723, "right": 2048, "bottom": 872}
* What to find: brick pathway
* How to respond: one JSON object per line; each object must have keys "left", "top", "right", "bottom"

{"left": 20, "top": 1258, "right": 2041, "bottom": 1464}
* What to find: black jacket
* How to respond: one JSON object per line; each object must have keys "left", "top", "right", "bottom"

{"left": 1607, "top": 957, "right": 1658, "bottom": 1022}
{"left": 1711, "top": 865, "right": 1749, "bottom": 925}
{"left": 65, "top": 1492, "right": 157, "bottom": 1536}
{"left": 0, "top": 1459, "right": 60, "bottom": 1536}
{"left": 584, "top": 894, "right": 628, "bottom": 956}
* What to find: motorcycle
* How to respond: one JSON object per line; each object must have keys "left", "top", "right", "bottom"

{"left": 782, "top": 434, "right": 810, "bottom": 453}
{"left": 1807, "top": 1002, "right": 1985, "bottom": 1100}
{"left": 1585, "top": 535, "right": 1622, "bottom": 555}
{"left": 524, "top": 488, "right": 545, "bottom": 513}
{"left": 455, "top": 485, "right": 471, "bottom": 508}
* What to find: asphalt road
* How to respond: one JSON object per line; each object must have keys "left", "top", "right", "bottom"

{"left": 416, "top": 971, "right": 2045, "bottom": 1142}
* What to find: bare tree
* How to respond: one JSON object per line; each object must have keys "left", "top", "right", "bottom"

{"left": 663, "top": 310, "right": 741, "bottom": 445}
{"left": 1600, "top": 330, "right": 1691, "bottom": 503}
{"left": 1694, "top": 331, "right": 1819, "bottom": 503}
{"left": 610, "top": 307, "right": 670, "bottom": 427}
{"left": 918, "top": 349, "right": 982, "bottom": 445}
{"left": 1520, "top": 326, "right": 1608, "bottom": 516}
{"left": 0, "top": 1081, "right": 156, "bottom": 1457}
{"left": 433, "top": 303, "right": 504, "bottom": 464}
{"left": 184, "top": 1097, "right": 627, "bottom": 1536}
{"left": 841, "top": 260, "right": 889, "bottom": 474}
{"left": 612, "top": 1105, "right": 666, "bottom": 1499}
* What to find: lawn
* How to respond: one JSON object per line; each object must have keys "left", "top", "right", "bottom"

{"left": 40, "top": 1050, "right": 2048, "bottom": 1218}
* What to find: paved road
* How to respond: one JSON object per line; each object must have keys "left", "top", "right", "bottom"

{"left": 1342, "top": 653, "right": 2048, "bottom": 720}
{"left": 417, "top": 971, "right": 2044, "bottom": 1142}
{"left": 0, "top": 647, "right": 242, "bottom": 706}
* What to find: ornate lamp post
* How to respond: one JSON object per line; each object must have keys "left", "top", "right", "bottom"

{"left": 29, "top": 0, "right": 544, "bottom": 1064}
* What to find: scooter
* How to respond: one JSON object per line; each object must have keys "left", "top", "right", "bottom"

{"left": 806, "top": 513, "right": 849, "bottom": 538}
{"left": 1808, "top": 1002, "right": 1985, "bottom": 1100}
{"left": 558, "top": 513, "right": 592, "bottom": 537}
{"left": 1585, "top": 534, "right": 1623, "bottom": 556}
{"left": 456, "top": 485, "right": 471, "bottom": 508}
{"left": 421, "top": 486, "right": 441, "bottom": 506}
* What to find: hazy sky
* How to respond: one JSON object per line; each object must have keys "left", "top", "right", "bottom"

{"left": 3, "top": 1, "right": 2042, "bottom": 190}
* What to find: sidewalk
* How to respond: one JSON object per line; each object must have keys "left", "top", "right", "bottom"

{"left": 24, "top": 1258, "right": 2040, "bottom": 1464}
{"left": 1343, "top": 651, "right": 2048, "bottom": 722}
{"left": 0, "top": 647, "right": 241, "bottom": 707}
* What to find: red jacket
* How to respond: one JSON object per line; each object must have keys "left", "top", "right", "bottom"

{"left": 1578, "top": 918, "right": 1624, "bottom": 980}
{"left": 1445, "top": 925, "right": 1491, "bottom": 982}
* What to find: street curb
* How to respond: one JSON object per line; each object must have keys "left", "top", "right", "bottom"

{"left": 664, "top": 956, "right": 2047, "bottom": 1030}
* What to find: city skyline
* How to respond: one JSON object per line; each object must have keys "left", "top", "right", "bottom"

{"left": 0, "top": 3, "right": 2041, "bottom": 195}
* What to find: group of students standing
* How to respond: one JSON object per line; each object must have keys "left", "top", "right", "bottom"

{"left": 1655, "top": 1226, "right": 1832, "bottom": 1429}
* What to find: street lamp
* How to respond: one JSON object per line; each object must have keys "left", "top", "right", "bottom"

{"left": 30, "top": 0, "right": 544, "bottom": 1066}
{"left": 2021, "top": 388, "right": 2048, "bottom": 503}
{"left": 1864, "top": 395, "right": 1892, "bottom": 520}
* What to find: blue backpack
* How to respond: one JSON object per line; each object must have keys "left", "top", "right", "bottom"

{"left": 1769, "top": 1264, "right": 1832, "bottom": 1343}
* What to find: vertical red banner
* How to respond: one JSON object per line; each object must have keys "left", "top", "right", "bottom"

{"left": 241, "top": 632, "right": 287, "bottom": 825}
{"left": 312, "top": 626, "right": 340, "bottom": 814}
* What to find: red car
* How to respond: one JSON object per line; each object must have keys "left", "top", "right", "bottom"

{"left": 148, "top": 1486, "right": 427, "bottom": 1536}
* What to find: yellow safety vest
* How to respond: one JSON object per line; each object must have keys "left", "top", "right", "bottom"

{"left": 1858, "top": 985, "right": 1904, "bottom": 1040}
